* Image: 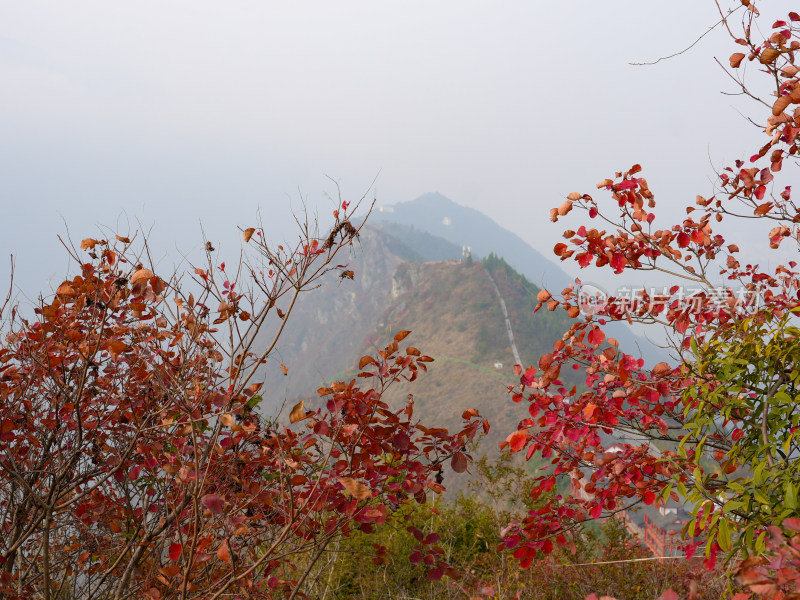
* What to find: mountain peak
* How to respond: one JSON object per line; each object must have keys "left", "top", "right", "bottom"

{"left": 375, "top": 192, "right": 570, "bottom": 290}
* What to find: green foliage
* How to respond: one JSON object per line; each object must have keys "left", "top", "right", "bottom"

{"left": 680, "top": 308, "right": 800, "bottom": 557}
{"left": 477, "top": 254, "right": 575, "bottom": 369}
{"left": 308, "top": 452, "right": 728, "bottom": 599}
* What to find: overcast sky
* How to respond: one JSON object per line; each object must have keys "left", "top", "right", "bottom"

{"left": 0, "top": 1, "right": 792, "bottom": 302}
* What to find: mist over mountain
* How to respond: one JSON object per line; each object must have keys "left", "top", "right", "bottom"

{"left": 374, "top": 193, "right": 668, "bottom": 365}
{"left": 374, "top": 193, "right": 572, "bottom": 290}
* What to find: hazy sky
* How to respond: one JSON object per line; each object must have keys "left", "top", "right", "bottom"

{"left": 0, "top": 1, "right": 792, "bottom": 302}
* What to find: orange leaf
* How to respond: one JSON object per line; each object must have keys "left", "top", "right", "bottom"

{"left": 773, "top": 95, "right": 792, "bottom": 116}
{"left": 405, "top": 347, "right": 421, "bottom": 356}
{"left": 729, "top": 52, "right": 746, "bottom": 68}
{"left": 538, "top": 289, "right": 552, "bottom": 302}
{"left": 358, "top": 355, "right": 376, "bottom": 369}
{"left": 754, "top": 202, "right": 773, "bottom": 216}
{"left": 280, "top": 363, "right": 288, "bottom": 376}
{"left": 56, "top": 281, "right": 76, "bottom": 297}
{"left": 220, "top": 413, "right": 235, "bottom": 427}
{"left": 506, "top": 430, "right": 528, "bottom": 453}
{"left": 131, "top": 268, "right": 154, "bottom": 285}
{"left": 461, "top": 408, "right": 480, "bottom": 419}
{"left": 107, "top": 339, "right": 127, "bottom": 357}
{"left": 653, "top": 362, "right": 671, "bottom": 377}
{"left": 394, "top": 330, "right": 411, "bottom": 342}
{"left": 243, "top": 227, "right": 256, "bottom": 242}
{"left": 339, "top": 477, "right": 372, "bottom": 500}
{"left": 217, "top": 540, "right": 231, "bottom": 563}
{"left": 289, "top": 400, "right": 306, "bottom": 423}
{"left": 760, "top": 47, "right": 781, "bottom": 64}
{"left": 80, "top": 238, "right": 99, "bottom": 250}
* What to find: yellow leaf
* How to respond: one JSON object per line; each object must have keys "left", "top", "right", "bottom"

{"left": 289, "top": 400, "right": 306, "bottom": 423}
{"left": 338, "top": 477, "right": 372, "bottom": 500}
{"left": 220, "top": 413, "right": 235, "bottom": 427}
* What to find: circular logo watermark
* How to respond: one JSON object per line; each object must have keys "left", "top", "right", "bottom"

{"left": 577, "top": 283, "right": 608, "bottom": 316}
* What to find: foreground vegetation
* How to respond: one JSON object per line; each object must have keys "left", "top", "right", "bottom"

{"left": 3, "top": 1, "right": 800, "bottom": 598}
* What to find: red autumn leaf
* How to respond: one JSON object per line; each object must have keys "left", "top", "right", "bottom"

{"left": 610, "top": 253, "right": 626, "bottom": 272}
{"left": 587, "top": 328, "right": 605, "bottom": 346}
{"left": 506, "top": 430, "right": 528, "bottom": 453}
{"left": 783, "top": 517, "right": 800, "bottom": 531}
{"left": 201, "top": 494, "right": 225, "bottom": 514}
{"left": 426, "top": 568, "right": 443, "bottom": 581}
{"left": 451, "top": 452, "right": 468, "bottom": 473}
{"left": 217, "top": 539, "right": 231, "bottom": 563}
{"left": 538, "top": 353, "right": 555, "bottom": 370}
{"left": 169, "top": 543, "right": 182, "bottom": 562}
{"left": 754, "top": 202, "right": 773, "bottom": 216}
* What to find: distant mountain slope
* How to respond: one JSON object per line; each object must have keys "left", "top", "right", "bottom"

{"left": 257, "top": 228, "right": 576, "bottom": 477}
{"left": 255, "top": 225, "right": 411, "bottom": 407}
{"left": 372, "top": 222, "right": 463, "bottom": 262}
{"left": 374, "top": 257, "right": 576, "bottom": 462}
{"left": 375, "top": 193, "right": 572, "bottom": 290}
{"left": 374, "top": 193, "right": 668, "bottom": 366}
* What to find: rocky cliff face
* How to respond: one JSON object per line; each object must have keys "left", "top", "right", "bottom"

{"left": 257, "top": 232, "right": 574, "bottom": 480}
{"left": 257, "top": 225, "right": 407, "bottom": 408}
